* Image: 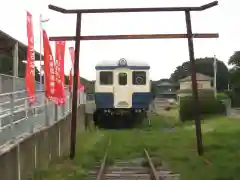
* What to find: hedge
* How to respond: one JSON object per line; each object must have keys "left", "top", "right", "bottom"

{"left": 224, "top": 90, "right": 240, "bottom": 108}
{"left": 216, "top": 92, "right": 229, "bottom": 100}
{"left": 179, "top": 96, "right": 226, "bottom": 121}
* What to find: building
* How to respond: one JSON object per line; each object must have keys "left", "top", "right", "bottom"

{"left": 177, "top": 73, "right": 213, "bottom": 98}
{"left": 155, "top": 79, "right": 178, "bottom": 99}
{"left": 0, "top": 29, "right": 43, "bottom": 94}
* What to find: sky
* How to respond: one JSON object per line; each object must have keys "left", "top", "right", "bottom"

{"left": 0, "top": 0, "right": 238, "bottom": 80}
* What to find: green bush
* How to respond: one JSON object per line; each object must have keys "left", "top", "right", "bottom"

{"left": 198, "top": 89, "right": 215, "bottom": 98}
{"left": 179, "top": 96, "right": 226, "bottom": 122}
{"left": 224, "top": 90, "right": 240, "bottom": 108}
{"left": 216, "top": 92, "right": 229, "bottom": 100}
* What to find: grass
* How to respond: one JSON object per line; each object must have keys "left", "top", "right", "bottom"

{"left": 31, "top": 114, "right": 240, "bottom": 180}
{"left": 31, "top": 131, "right": 108, "bottom": 180}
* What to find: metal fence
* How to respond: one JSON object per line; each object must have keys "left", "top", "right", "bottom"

{"left": 0, "top": 74, "right": 86, "bottom": 148}
{"left": 0, "top": 73, "right": 43, "bottom": 94}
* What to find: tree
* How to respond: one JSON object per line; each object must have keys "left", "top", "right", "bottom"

{"left": 226, "top": 51, "right": 240, "bottom": 107}
{"left": 150, "top": 80, "right": 157, "bottom": 99}
{"left": 228, "top": 51, "right": 240, "bottom": 67}
{"left": 0, "top": 54, "right": 40, "bottom": 81}
{"left": 63, "top": 75, "right": 94, "bottom": 93}
{"left": 64, "top": 75, "right": 70, "bottom": 85}
{"left": 228, "top": 51, "right": 240, "bottom": 91}
{"left": 170, "top": 57, "right": 229, "bottom": 91}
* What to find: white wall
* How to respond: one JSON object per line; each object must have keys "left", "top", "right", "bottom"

{"left": 180, "top": 81, "right": 212, "bottom": 90}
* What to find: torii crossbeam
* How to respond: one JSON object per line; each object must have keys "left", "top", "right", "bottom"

{"left": 48, "top": 1, "right": 219, "bottom": 159}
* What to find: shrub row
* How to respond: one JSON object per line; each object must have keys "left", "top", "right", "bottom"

{"left": 179, "top": 96, "right": 226, "bottom": 121}
{"left": 224, "top": 90, "right": 240, "bottom": 108}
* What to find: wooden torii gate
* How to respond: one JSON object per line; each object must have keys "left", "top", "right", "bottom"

{"left": 48, "top": 1, "right": 219, "bottom": 159}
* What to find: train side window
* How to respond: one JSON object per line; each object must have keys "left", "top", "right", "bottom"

{"left": 132, "top": 71, "right": 146, "bottom": 85}
{"left": 100, "top": 71, "right": 113, "bottom": 85}
{"left": 118, "top": 73, "right": 127, "bottom": 85}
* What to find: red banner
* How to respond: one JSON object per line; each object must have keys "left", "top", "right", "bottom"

{"left": 25, "top": 11, "right": 36, "bottom": 104}
{"left": 55, "top": 41, "right": 66, "bottom": 105}
{"left": 69, "top": 47, "right": 75, "bottom": 67}
{"left": 68, "top": 47, "right": 84, "bottom": 91}
{"left": 69, "top": 47, "right": 74, "bottom": 91}
{"left": 42, "top": 29, "right": 56, "bottom": 102}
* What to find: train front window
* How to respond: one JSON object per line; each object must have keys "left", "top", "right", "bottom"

{"left": 118, "top": 73, "right": 127, "bottom": 85}
{"left": 100, "top": 71, "right": 113, "bottom": 85}
{"left": 132, "top": 71, "right": 146, "bottom": 85}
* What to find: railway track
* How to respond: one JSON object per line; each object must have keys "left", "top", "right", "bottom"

{"left": 89, "top": 137, "right": 180, "bottom": 180}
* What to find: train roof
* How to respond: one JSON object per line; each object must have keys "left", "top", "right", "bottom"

{"left": 95, "top": 59, "right": 150, "bottom": 70}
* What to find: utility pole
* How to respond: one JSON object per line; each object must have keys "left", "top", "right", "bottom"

{"left": 185, "top": 11, "right": 203, "bottom": 156}
{"left": 213, "top": 55, "right": 217, "bottom": 98}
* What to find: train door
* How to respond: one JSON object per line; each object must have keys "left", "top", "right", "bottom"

{"left": 113, "top": 69, "right": 132, "bottom": 108}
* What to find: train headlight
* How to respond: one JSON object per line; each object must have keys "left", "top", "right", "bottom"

{"left": 104, "top": 109, "right": 110, "bottom": 113}
{"left": 136, "top": 76, "right": 144, "bottom": 85}
{"left": 135, "top": 109, "right": 142, "bottom": 113}
{"left": 119, "top": 58, "right": 127, "bottom": 66}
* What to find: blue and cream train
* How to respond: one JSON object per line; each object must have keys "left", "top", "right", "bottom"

{"left": 93, "top": 58, "right": 152, "bottom": 128}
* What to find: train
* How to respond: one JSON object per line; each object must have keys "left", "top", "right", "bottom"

{"left": 93, "top": 58, "right": 152, "bottom": 128}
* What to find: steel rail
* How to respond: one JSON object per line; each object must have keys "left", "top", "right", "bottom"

{"left": 144, "top": 149, "right": 159, "bottom": 180}
{"left": 96, "top": 136, "right": 112, "bottom": 180}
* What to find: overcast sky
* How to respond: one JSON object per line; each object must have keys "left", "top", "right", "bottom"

{"left": 0, "top": 0, "right": 238, "bottom": 80}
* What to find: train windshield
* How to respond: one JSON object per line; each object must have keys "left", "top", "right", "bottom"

{"left": 132, "top": 71, "right": 146, "bottom": 85}
{"left": 99, "top": 71, "right": 113, "bottom": 85}
{"left": 118, "top": 73, "right": 127, "bottom": 85}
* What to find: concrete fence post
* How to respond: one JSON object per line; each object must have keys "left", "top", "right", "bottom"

{"left": 45, "top": 98, "right": 50, "bottom": 127}
{"left": 34, "top": 141, "right": 37, "bottom": 169}
{"left": 69, "top": 92, "right": 72, "bottom": 112}
{"left": 58, "top": 125, "right": 61, "bottom": 157}
{"left": 30, "top": 104, "right": 35, "bottom": 134}
{"left": 24, "top": 99, "right": 28, "bottom": 120}
{"left": 226, "top": 98, "right": 231, "bottom": 116}
{"left": 17, "top": 144, "right": 21, "bottom": 180}
{"left": 10, "top": 94, "right": 15, "bottom": 140}
{"left": 54, "top": 104, "right": 62, "bottom": 157}
{"left": 61, "top": 104, "right": 65, "bottom": 118}
{"left": 55, "top": 104, "right": 58, "bottom": 122}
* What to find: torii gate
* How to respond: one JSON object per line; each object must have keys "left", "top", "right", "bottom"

{"left": 48, "top": 1, "right": 219, "bottom": 159}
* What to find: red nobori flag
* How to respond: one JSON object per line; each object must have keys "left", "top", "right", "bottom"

{"left": 68, "top": 47, "right": 83, "bottom": 91}
{"left": 55, "top": 41, "right": 66, "bottom": 105}
{"left": 68, "top": 47, "right": 75, "bottom": 91}
{"left": 42, "top": 29, "right": 56, "bottom": 102}
{"left": 25, "top": 11, "right": 36, "bottom": 104}
{"left": 79, "top": 83, "right": 85, "bottom": 92}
